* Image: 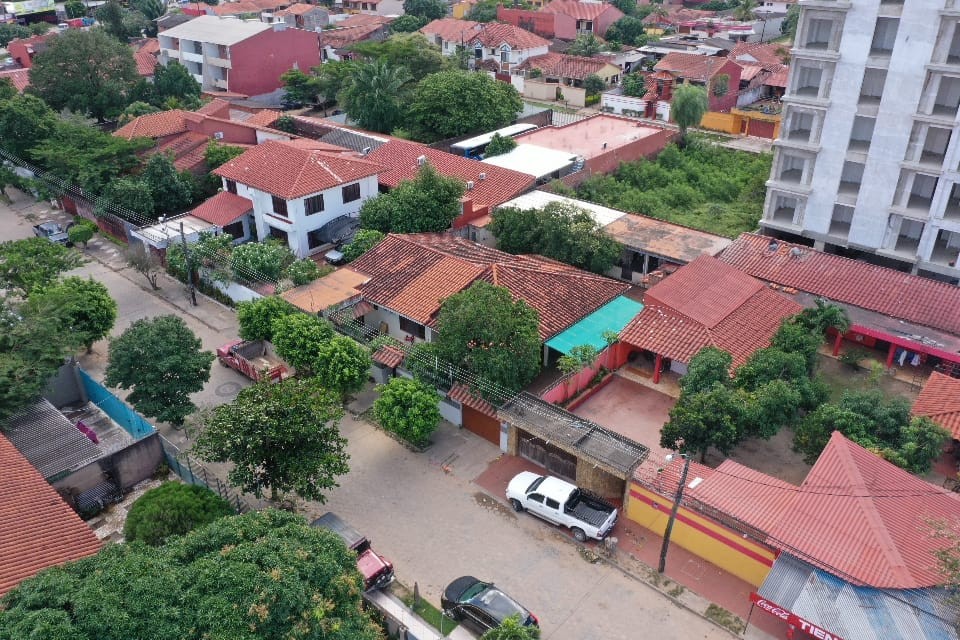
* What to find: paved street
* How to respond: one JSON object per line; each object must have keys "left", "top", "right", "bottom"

{"left": 2, "top": 195, "right": 736, "bottom": 640}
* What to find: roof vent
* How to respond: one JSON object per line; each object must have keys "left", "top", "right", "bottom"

{"left": 479, "top": 172, "right": 487, "bottom": 181}
{"left": 466, "top": 180, "right": 475, "bottom": 190}
{"left": 416, "top": 155, "right": 427, "bottom": 166}
{"left": 602, "top": 142, "right": 608, "bottom": 149}
{"left": 361, "top": 146, "right": 371, "bottom": 156}
{"left": 213, "top": 131, "right": 224, "bottom": 140}
{"left": 790, "top": 247, "right": 805, "bottom": 258}
{"left": 767, "top": 240, "right": 779, "bottom": 252}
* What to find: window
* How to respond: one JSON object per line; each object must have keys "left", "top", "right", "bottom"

{"left": 399, "top": 316, "right": 426, "bottom": 339}
{"left": 192, "top": 41, "right": 202, "bottom": 54}
{"left": 271, "top": 195, "right": 288, "bottom": 217}
{"left": 341, "top": 183, "right": 361, "bottom": 203}
{"left": 870, "top": 17, "right": 899, "bottom": 55}
{"left": 305, "top": 193, "right": 325, "bottom": 215}
{"left": 500, "top": 45, "right": 510, "bottom": 63}
{"left": 268, "top": 226, "right": 288, "bottom": 243}
{"left": 528, "top": 494, "right": 544, "bottom": 504}
{"left": 225, "top": 179, "right": 237, "bottom": 194}
{"left": 545, "top": 498, "right": 560, "bottom": 510}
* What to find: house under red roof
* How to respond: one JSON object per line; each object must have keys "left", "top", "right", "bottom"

{"left": 348, "top": 233, "right": 629, "bottom": 340}
{"left": 189, "top": 191, "right": 254, "bottom": 227}
{"left": 468, "top": 22, "right": 550, "bottom": 50}
{"left": 420, "top": 17, "right": 482, "bottom": 44}
{"left": 0, "top": 68, "right": 30, "bottom": 93}
{"left": 542, "top": 0, "right": 623, "bottom": 21}
{"left": 619, "top": 254, "right": 802, "bottom": 375}
{"left": 913, "top": 371, "right": 960, "bottom": 439}
{"left": 0, "top": 434, "right": 101, "bottom": 597}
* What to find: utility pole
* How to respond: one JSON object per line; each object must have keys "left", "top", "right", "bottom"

{"left": 658, "top": 452, "right": 690, "bottom": 574}
{"left": 180, "top": 221, "right": 197, "bottom": 306}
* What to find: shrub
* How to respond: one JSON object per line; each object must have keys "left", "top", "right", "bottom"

{"left": 373, "top": 377, "right": 441, "bottom": 446}
{"left": 123, "top": 481, "right": 234, "bottom": 546}
{"left": 67, "top": 218, "right": 98, "bottom": 247}
{"left": 283, "top": 258, "right": 323, "bottom": 286}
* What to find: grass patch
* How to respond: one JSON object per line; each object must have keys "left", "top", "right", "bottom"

{"left": 705, "top": 604, "right": 745, "bottom": 634}
{"left": 390, "top": 581, "right": 459, "bottom": 635}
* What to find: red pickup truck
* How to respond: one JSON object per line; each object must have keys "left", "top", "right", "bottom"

{"left": 311, "top": 512, "right": 394, "bottom": 591}
{"left": 217, "top": 339, "right": 288, "bottom": 382}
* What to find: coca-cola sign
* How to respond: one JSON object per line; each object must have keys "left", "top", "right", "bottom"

{"left": 749, "top": 593, "right": 844, "bottom": 640}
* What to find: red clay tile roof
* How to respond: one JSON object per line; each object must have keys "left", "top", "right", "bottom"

{"left": 469, "top": 23, "right": 550, "bottom": 50}
{"left": 448, "top": 383, "right": 497, "bottom": 417}
{"left": 134, "top": 50, "right": 158, "bottom": 77}
{"left": 730, "top": 41, "right": 785, "bottom": 68}
{"left": 542, "top": 0, "right": 622, "bottom": 20}
{"left": 320, "top": 15, "right": 392, "bottom": 48}
{"left": 765, "top": 431, "right": 960, "bottom": 589}
{"left": 365, "top": 140, "right": 535, "bottom": 211}
{"left": 420, "top": 17, "right": 481, "bottom": 43}
{"left": 913, "top": 371, "right": 960, "bottom": 439}
{"left": 372, "top": 344, "right": 406, "bottom": 368}
{"left": 350, "top": 233, "right": 629, "bottom": 339}
{"left": 654, "top": 52, "right": 731, "bottom": 82}
{"left": 0, "top": 434, "right": 101, "bottom": 597}
{"left": 156, "top": 131, "right": 211, "bottom": 172}
{"left": 0, "top": 68, "right": 29, "bottom": 93}
{"left": 619, "top": 255, "right": 802, "bottom": 367}
{"left": 517, "top": 52, "right": 614, "bottom": 80}
{"left": 719, "top": 232, "right": 960, "bottom": 336}
{"left": 765, "top": 64, "right": 789, "bottom": 88}
{"left": 210, "top": 1, "right": 261, "bottom": 15}
{"left": 213, "top": 140, "right": 384, "bottom": 199}
{"left": 113, "top": 110, "right": 190, "bottom": 139}
{"left": 190, "top": 191, "right": 253, "bottom": 226}
{"left": 136, "top": 37, "right": 161, "bottom": 55}
{"left": 195, "top": 98, "right": 231, "bottom": 116}
{"left": 277, "top": 2, "right": 321, "bottom": 14}
{"left": 689, "top": 460, "right": 797, "bottom": 534}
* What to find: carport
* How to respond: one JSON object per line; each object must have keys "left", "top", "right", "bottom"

{"left": 498, "top": 392, "right": 648, "bottom": 500}
{"left": 544, "top": 295, "right": 643, "bottom": 365}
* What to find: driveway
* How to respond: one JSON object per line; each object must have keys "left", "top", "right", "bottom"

{"left": 571, "top": 375, "right": 676, "bottom": 458}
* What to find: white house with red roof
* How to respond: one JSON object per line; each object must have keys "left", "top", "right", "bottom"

{"left": 419, "top": 19, "right": 550, "bottom": 74}
{"left": 213, "top": 139, "right": 384, "bottom": 257}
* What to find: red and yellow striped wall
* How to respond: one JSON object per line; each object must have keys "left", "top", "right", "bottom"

{"left": 627, "top": 483, "right": 776, "bottom": 587}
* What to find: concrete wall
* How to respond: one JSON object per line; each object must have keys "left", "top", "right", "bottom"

{"left": 497, "top": 6, "right": 557, "bottom": 38}
{"left": 229, "top": 26, "right": 321, "bottom": 96}
{"left": 584, "top": 126, "right": 677, "bottom": 175}
{"left": 54, "top": 434, "right": 164, "bottom": 502}
{"left": 524, "top": 80, "right": 587, "bottom": 107}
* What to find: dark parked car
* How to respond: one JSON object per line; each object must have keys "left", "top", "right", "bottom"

{"left": 441, "top": 576, "right": 538, "bottom": 635}
{"left": 310, "top": 512, "right": 394, "bottom": 591}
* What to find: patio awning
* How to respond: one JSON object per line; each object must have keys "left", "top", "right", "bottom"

{"left": 545, "top": 295, "right": 644, "bottom": 355}
{"left": 752, "top": 553, "right": 957, "bottom": 640}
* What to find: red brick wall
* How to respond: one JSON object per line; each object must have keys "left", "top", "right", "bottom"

{"left": 187, "top": 118, "right": 260, "bottom": 144}
{"left": 497, "top": 6, "right": 556, "bottom": 38}
{"left": 228, "top": 27, "right": 321, "bottom": 96}
{"left": 584, "top": 127, "right": 677, "bottom": 175}
{"left": 594, "top": 6, "right": 626, "bottom": 37}
{"left": 707, "top": 59, "right": 742, "bottom": 113}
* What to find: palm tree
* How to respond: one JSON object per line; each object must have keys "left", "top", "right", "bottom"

{"left": 338, "top": 60, "right": 411, "bottom": 134}
{"left": 797, "top": 298, "right": 851, "bottom": 335}
{"left": 733, "top": 0, "right": 757, "bottom": 22}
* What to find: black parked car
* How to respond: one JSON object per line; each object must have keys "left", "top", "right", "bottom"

{"left": 441, "top": 576, "right": 538, "bottom": 635}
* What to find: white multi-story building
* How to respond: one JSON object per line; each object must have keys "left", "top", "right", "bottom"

{"left": 763, "top": 0, "right": 960, "bottom": 283}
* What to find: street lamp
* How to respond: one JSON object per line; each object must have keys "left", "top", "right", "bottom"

{"left": 657, "top": 452, "right": 691, "bottom": 574}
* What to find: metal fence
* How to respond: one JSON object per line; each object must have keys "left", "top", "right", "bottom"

{"left": 159, "top": 435, "right": 254, "bottom": 513}
{"left": 78, "top": 369, "right": 155, "bottom": 440}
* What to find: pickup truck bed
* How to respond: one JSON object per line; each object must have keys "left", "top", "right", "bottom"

{"left": 567, "top": 491, "right": 614, "bottom": 528}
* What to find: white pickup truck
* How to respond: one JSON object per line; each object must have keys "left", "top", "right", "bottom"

{"left": 506, "top": 472, "right": 618, "bottom": 542}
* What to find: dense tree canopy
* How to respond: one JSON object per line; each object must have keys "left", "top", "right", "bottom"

{"left": 123, "top": 482, "right": 234, "bottom": 546}
{"left": 194, "top": 379, "right": 350, "bottom": 501}
{"left": 433, "top": 281, "right": 541, "bottom": 393}
{"left": 26, "top": 276, "right": 118, "bottom": 352}
{"left": 408, "top": 70, "right": 523, "bottom": 142}
{"left": 29, "top": 28, "right": 138, "bottom": 122}
{"left": 0, "top": 93, "right": 58, "bottom": 158}
{"left": 605, "top": 16, "right": 647, "bottom": 46}
{"left": 373, "top": 377, "right": 441, "bottom": 446}
{"left": 338, "top": 60, "right": 411, "bottom": 134}
{"left": 141, "top": 153, "right": 197, "bottom": 216}
{"left": 489, "top": 202, "right": 622, "bottom": 274}
{"left": 0, "top": 510, "right": 383, "bottom": 640}
{"left": 313, "top": 335, "right": 371, "bottom": 398}
{"left": 105, "top": 315, "right": 214, "bottom": 426}
{"left": 567, "top": 34, "right": 602, "bottom": 57}
{"left": 231, "top": 238, "right": 296, "bottom": 282}
{"left": 0, "top": 237, "right": 82, "bottom": 296}
{"left": 360, "top": 163, "right": 465, "bottom": 233}
{"left": 237, "top": 295, "right": 297, "bottom": 342}
{"left": 403, "top": 0, "right": 445, "bottom": 20}
{"left": 342, "top": 229, "right": 385, "bottom": 262}
{"left": 271, "top": 312, "right": 334, "bottom": 376}
{"left": 671, "top": 83, "right": 709, "bottom": 140}
{"left": 390, "top": 13, "right": 427, "bottom": 32}
{"left": 149, "top": 61, "right": 202, "bottom": 108}
{"left": 350, "top": 33, "right": 446, "bottom": 82}
{"left": 485, "top": 133, "right": 517, "bottom": 158}
{"left": 0, "top": 23, "right": 30, "bottom": 47}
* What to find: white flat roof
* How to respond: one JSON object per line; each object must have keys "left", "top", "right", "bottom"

{"left": 132, "top": 215, "right": 216, "bottom": 248}
{"left": 481, "top": 144, "right": 576, "bottom": 179}
{"left": 497, "top": 190, "right": 627, "bottom": 227}
{"left": 159, "top": 15, "right": 272, "bottom": 46}
{"left": 450, "top": 123, "right": 539, "bottom": 152}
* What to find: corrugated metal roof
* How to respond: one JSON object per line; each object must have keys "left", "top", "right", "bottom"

{"left": 758, "top": 553, "right": 958, "bottom": 640}
{"left": 4, "top": 399, "right": 102, "bottom": 479}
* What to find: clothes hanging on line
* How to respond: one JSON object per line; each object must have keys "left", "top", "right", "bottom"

{"left": 911, "top": 353, "right": 921, "bottom": 367}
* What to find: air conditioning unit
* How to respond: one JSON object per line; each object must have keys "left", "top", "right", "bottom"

{"left": 214, "top": 131, "right": 224, "bottom": 140}
{"left": 361, "top": 146, "right": 371, "bottom": 155}
{"left": 478, "top": 172, "right": 486, "bottom": 180}
{"left": 466, "top": 180, "right": 475, "bottom": 190}
{"left": 416, "top": 155, "right": 427, "bottom": 166}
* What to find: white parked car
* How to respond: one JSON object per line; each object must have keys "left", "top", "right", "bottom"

{"left": 506, "top": 471, "right": 618, "bottom": 542}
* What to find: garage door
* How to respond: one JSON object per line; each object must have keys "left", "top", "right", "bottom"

{"left": 463, "top": 405, "right": 500, "bottom": 445}
{"left": 518, "top": 432, "right": 577, "bottom": 482}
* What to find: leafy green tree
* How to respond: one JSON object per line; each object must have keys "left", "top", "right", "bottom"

{"left": 489, "top": 201, "right": 622, "bottom": 274}
{"left": 568, "top": 34, "right": 602, "bottom": 57}
{"left": 0, "top": 23, "right": 30, "bottom": 47}
{"left": 770, "top": 320, "right": 823, "bottom": 372}
{"left": 105, "top": 315, "right": 214, "bottom": 426}
{"left": 795, "top": 298, "right": 851, "bottom": 336}
{"left": 679, "top": 347, "right": 731, "bottom": 396}
{"left": 391, "top": 13, "right": 427, "bottom": 32}
{"left": 132, "top": 0, "right": 166, "bottom": 36}
{"left": 29, "top": 28, "right": 138, "bottom": 122}
{"left": 583, "top": 73, "right": 607, "bottom": 97}
{"left": 142, "top": 153, "right": 196, "bottom": 215}
{"left": 350, "top": 33, "right": 446, "bottom": 82}
{"left": 557, "top": 344, "right": 599, "bottom": 375}
{"left": 119, "top": 100, "right": 161, "bottom": 123}
{"left": 313, "top": 335, "right": 371, "bottom": 398}
{"left": 95, "top": 0, "right": 149, "bottom": 40}
{"left": 280, "top": 67, "right": 322, "bottom": 106}
{"left": 65, "top": 0, "right": 87, "bottom": 17}
{"left": 467, "top": 0, "right": 501, "bottom": 21}
{"left": 165, "top": 231, "right": 233, "bottom": 284}
{"left": 97, "top": 177, "right": 155, "bottom": 218}
{"left": 237, "top": 296, "right": 296, "bottom": 342}
{"left": 230, "top": 238, "right": 295, "bottom": 282}
{"left": 605, "top": 16, "right": 647, "bottom": 46}
{"left": 0, "top": 93, "right": 58, "bottom": 158}
{"left": 123, "top": 482, "right": 234, "bottom": 546}
{"left": 733, "top": 0, "right": 757, "bottom": 21}
{"left": 0, "top": 510, "right": 382, "bottom": 640}
{"left": 373, "top": 376, "right": 441, "bottom": 446}
{"left": 781, "top": 3, "right": 799, "bottom": 37}
{"left": 152, "top": 61, "right": 202, "bottom": 108}
{"left": 433, "top": 281, "right": 541, "bottom": 392}
{"left": 610, "top": 0, "right": 636, "bottom": 15}
{"left": 0, "top": 78, "right": 15, "bottom": 102}
{"left": 342, "top": 229, "right": 385, "bottom": 262}
{"left": 403, "top": 0, "right": 445, "bottom": 20}
{"left": 409, "top": 70, "right": 523, "bottom": 142}
{"left": 283, "top": 258, "right": 323, "bottom": 286}
{"left": 482, "top": 614, "right": 542, "bottom": 640}
{"left": 734, "top": 346, "right": 825, "bottom": 411}
{"left": 339, "top": 60, "right": 411, "bottom": 134}
{"left": 194, "top": 379, "right": 350, "bottom": 501}
{"left": 360, "top": 163, "right": 465, "bottom": 233}
{"left": 660, "top": 384, "right": 745, "bottom": 461}
{"left": 485, "top": 132, "right": 517, "bottom": 158}
{"left": 671, "top": 83, "right": 709, "bottom": 142}
{"left": 203, "top": 140, "right": 246, "bottom": 190}
{"left": 27, "top": 277, "right": 117, "bottom": 352}
{"left": 895, "top": 417, "right": 951, "bottom": 474}
{"left": 270, "top": 312, "right": 334, "bottom": 375}
{"left": 0, "top": 237, "right": 82, "bottom": 297}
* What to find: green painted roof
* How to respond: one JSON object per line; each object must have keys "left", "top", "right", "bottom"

{"left": 545, "top": 295, "right": 644, "bottom": 355}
